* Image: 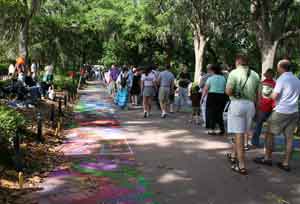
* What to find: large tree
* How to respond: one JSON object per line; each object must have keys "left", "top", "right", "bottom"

{"left": 250, "top": 0, "right": 300, "bottom": 75}
{"left": 0, "top": 0, "right": 43, "bottom": 62}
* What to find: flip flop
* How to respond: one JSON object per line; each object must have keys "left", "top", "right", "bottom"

{"left": 277, "top": 162, "right": 291, "bottom": 172}
{"left": 253, "top": 157, "right": 273, "bottom": 166}
{"left": 231, "top": 163, "right": 248, "bottom": 176}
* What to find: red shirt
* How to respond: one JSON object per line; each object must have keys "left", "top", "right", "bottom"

{"left": 259, "top": 79, "right": 276, "bottom": 112}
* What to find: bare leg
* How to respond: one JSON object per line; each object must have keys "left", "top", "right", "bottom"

{"left": 231, "top": 137, "right": 236, "bottom": 158}
{"left": 244, "top": 133, "right": 249, "bottom": 148}
{"left": 265, "top": 132, "right": 274, "bottom": 160}
{"left": 134, "top": 95, "right": 138, "bottom": 105}
{"left": 283, "top": 134, "right": 294, "bottom": 166}
{"left": 236, "top": 134, "right": 246, "bottom": 169}
{"left": 148, "top": 96, "right": 153, "bottom": 114}
{"left": 170, "top": 103, "right": 174, "bottom": 113}
{"left": 160, "top": 101, "right": 165, "bottom": 114}
{"left": 143, "top": 96, "right": 147, "bottom": 113}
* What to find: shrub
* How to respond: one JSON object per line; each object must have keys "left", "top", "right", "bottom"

{"left": 0, "top": 105, "right": 26, "bottom": 143}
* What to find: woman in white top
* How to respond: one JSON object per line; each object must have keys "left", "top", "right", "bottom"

{"left": 141, "top": 66, "right": 157, "bottom": 118}
{"left": 8, "top": 63, "right": 16, "bottom": 78}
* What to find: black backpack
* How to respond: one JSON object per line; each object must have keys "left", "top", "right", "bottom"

{"left": 120, "top": 74, "right": 128, "bottom": 88}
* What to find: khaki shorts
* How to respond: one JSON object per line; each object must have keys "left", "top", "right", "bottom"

{"left": 159, "top": 87, "right": 170, "bottom": 104}
{"left": 268, "top": 112, "right": 299, "bottom": 137}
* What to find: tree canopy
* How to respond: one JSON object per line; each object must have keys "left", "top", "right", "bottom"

{"left": 0, "top": 0, "right": 300, "bottom": 77}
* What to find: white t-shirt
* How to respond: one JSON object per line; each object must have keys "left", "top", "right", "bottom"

{"left": 8, "top": 64, "right": 15, "bottom": 74}
{"left": 141, "top": 72, "right": 156, "bottom": 87}
{"left": 31, "top": 63, "right": 37, "bottom": 72}
{"left": 45, "top": 65, "right": 54, "bottom": 75}
{"left": 274, "top": 72, "right": 300, "bottom": 114}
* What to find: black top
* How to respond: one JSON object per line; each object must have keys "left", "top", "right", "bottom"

{"left": 178, "top": 72, "right": 191, "bottom": 88}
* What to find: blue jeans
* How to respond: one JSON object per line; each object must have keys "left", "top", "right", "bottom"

{"left": 176, "top": 87, "right": 189, "bottom": 108}
{"left": 252, "top": 111, "right": 272, "bottom": 146}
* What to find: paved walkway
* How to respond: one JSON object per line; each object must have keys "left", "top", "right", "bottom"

{"left": 121, "top": 106, "right": 300, "bottom": 204}
{"left": 28, "top": 81, "right": 300, "bottom": 204}
{"left": 31, "top": 82, "right": 155, "bottom": 204}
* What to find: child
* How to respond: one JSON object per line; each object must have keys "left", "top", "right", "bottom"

{"left": 251, "top": 69, "right": 276, "bottom": 147}
{"left": 190, "top": 82, "right": 201, "bottom": 124}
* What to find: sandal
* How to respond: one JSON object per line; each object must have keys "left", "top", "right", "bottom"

{"left": 277, "top": 162, "right": 291, "bottom": 172}
{"left": 253, "top": 157, "right": 273, "bottom": 166}
{"left": 231, "top": 163, "right": 248, "bottom": 175}
{"left": 226, "top": 153, "right": 236, "bottom": 164}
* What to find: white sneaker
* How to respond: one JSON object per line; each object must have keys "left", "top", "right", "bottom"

{"left": 215, "top": 129, "right": 221, "bottom": 134}
{"left": 161, "top": 113, "right": 167, "bottom": 118}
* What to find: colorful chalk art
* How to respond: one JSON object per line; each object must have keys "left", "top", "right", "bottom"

{"left": 33, "top": 82, "right": 157, "bottom": 204}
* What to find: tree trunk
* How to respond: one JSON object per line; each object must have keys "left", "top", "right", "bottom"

{"left": 261, "top": 40, "right": 279, "bottom": 76}
{"left": 55, "top": 38, "right": 67, "bottom": 69}
{"left": 19, "top": 18, "right": 29, "bottom": 64}
{"left": 194, "top": 34, "right": 207, "bottom": 83}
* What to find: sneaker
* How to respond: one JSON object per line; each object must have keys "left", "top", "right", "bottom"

{"left": 215, "top": 129, "right": 221, "bottom": 134}
{"left": 161, "top": 113, "right": 167, "bottom": 118}
{"left": 205, "top": 129, "right": 212, "bottom": 134}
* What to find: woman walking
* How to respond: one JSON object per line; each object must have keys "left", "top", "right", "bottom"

{"left": 201, "top": 64, "right": 227, "bottom": 135}
{"left": 130, "top": 67, "right": 141, "bottom": 106}
{"left": 141, "top": 66, "right": 157, "bottom": 118}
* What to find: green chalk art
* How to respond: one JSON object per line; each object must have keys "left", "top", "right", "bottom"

{"left": 34, "top": 82, "right": 157, "bottom": 204}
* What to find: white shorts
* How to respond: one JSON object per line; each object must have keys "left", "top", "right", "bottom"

{"left": 227, "top": 100, "right": 255, "bottom": 134}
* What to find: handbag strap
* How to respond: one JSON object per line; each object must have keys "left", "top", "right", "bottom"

{"left": 240, "top": 69, "right": 251, "bottom": 92}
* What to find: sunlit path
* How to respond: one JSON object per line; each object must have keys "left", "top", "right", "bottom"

{"left": 28, "top": 81, "right": 156, "bottom": 204}
{"left": 120, "top": 102, "right": 300, "bottom": 204}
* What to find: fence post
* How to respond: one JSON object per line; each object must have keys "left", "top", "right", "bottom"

{"left": 64, "top": 94, "right": 67, "bottom": 108}
{"left": 50, "top": 104, "right": 55, "bottom": 128}
{"left": 55, "top": 116, "right": 62, "bottom": 137}
{"left": 58, "top": 98, "right": 63, "bottom": 116}
{"left": 13, "top": 129, "right": 23, "bottom": 171}
{"left": 37, "top": 112, "right": 43, "bottom": 143}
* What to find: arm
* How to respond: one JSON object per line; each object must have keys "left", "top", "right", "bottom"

{"left": 225, "top": 86, "right": 234, "bottom": 96}
{"left": 271, "top": 80, "right": 282, "bottom": 101}
{"left": 271, "top": 92, "right": 280, "bottom": 101}
{"left": 225, "top": 72, "right": 235, "bottom": 97}
{"left": 140, "top": 79, "right": 144, "bottom": 92}
{"left": 170, "top": 80, "right": 175, "bottom": 93}
{"left": 201, "top": 85, "right": 209, "bottom": 103}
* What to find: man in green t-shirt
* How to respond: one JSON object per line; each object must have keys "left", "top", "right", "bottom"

{"left": 225, "top": 54, "right": 260, "bottom": 175}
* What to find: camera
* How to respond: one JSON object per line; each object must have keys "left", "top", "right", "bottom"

{"left": 234, "top": 91, "right": 242, "bottom": 99}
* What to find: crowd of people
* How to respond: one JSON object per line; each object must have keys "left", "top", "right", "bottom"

{"left": 3, "top": 56, "right": 57, "bottom": 108}
{"left": 104, "top": 54, "right": 300, "bottom": 176}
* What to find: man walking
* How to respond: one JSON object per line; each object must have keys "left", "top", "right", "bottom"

{"left": 157, "top": 64, "right": 175, "bottom": 118}
{"left": 254, "top": 59, "right": 300, "bottom": 172}
{"left": 226, "top": 54, "right": 260, "bottom": 175}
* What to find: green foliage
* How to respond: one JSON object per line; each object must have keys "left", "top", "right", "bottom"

{"left": 1, "top": 0, "right": 300, "bottom": 75}
{"left": 53, "top": 73, "right": 78, "bottom": 92}
{"left": 0, "top": 63, "right": 8, "bottom": 71}
{"left": 0, "top": 105, "right": 26, "bottom": 142}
